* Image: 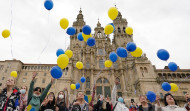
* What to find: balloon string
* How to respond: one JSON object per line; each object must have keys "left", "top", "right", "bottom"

{"left": 38, "top": 11, "right": 51, "bottom": 63}
{"left": 10, "top": 0, "right": 14, "bottom": 59}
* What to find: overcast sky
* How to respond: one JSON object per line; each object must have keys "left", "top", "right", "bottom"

{"left": 0, "top": 0, "right": 190, "bottom": 69}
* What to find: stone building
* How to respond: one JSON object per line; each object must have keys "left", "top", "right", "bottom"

{"left": 0, "top": 9, "right": 189, "bottom": 106}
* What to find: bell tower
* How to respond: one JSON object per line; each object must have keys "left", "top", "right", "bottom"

{"left": 113, "top": 11, "right": 133, "bottom": 48}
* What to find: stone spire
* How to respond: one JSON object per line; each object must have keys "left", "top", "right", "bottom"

{"left": 76, "top": 8, "right": 84, "bottom": 22}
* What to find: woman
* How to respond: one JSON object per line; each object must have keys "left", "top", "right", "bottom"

{"left": 27, "top": 72, "right": 54, "bottom": 111}
{"left": 93, "top": 95, "right": 111, "bottom": 111}
{"left": 0, "top": 77, "right": 20, "bottom": 111}
{"left": 41, "top": 92, "right": 56, "bottom": 111}
{"left": 137, "top": 95, "right": 155, "bottom": 111}
{"left": 72, "top": 92, "right": 89, "bottom": 111}
{"left": 19, "top": 86, "right": 28, "bottom": 111}
{"left": 56, "top": 89, "right": 69, "bottom": 111}
{"left": 156, "top": 93, "right": 186, "bottom": 111}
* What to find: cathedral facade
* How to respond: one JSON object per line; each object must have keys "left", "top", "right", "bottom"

{"left": 0, "top": 9, "right": 189, "bottom": 107}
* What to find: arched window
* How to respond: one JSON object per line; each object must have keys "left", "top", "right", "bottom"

{"left": 144, "top": 67, "right": 148, "bottom": 73}
{"left": 140, "top": 67, "right": 144, "bottom": 77}
{"left": 116, "top": 78, "right": 121, "bottom": 89}
{"left": 123, "top": 27, "right": 125, "bottom": 33}
{"left": 96, "top": 78, "right": 111, "bottom": 97}
{"left": 97, "top": 78, "right": 102, "bottom": 84}
{"left": 86, "top": 62, "right": 90, "bottom": 69}
{"left": 99, "top": 59, "right": 105, "bottom": 69}
{"left": 118, "top": 27, "right": 121, "bottom": 33}
{"left": 86, "top": 77, "right": 90, "bottom": 88}
{"left": 80, "top": 29, "right": 82, "bottom": 32}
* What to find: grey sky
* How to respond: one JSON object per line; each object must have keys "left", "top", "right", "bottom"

{"left": 0, "top": 0, "right": 190, "bottom": 69}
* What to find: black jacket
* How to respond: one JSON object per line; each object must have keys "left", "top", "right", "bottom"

{"left": 93, "top": 100, "right": 111, "bottom": 111}
{"left": 138, "top": 103, "right": 155, "bottom": 111}
{"left": 40, "top": 102, "right": 56, "bottom": 111}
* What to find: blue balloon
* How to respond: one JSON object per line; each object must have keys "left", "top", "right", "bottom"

{"left": 109, "top": 52, "right": 118, "bottom": 62}
{"left": 50, "top": 66, "right": 63, "bottom": 79}
{"left": 116, "top": 47, "right": 128, "bottom": 58}
{"left": 109, "top": 23, "right": 115, "bottom": 31}
{"left": 44, "top": 0, "right": 53, "bottom": 10}
{"left": 30, "top": 108, "right": 35, "bottom": 111}
{"left": 126, "top": 42, "right": 137, "bottom": 52}
{"left": 157, "top": 49, "right": 170, "bottom": 61}
{"left": 82, "top": 25, "right": 91, "bottom": 35}
{"left": 76, "top": 83, "right": 80, "bottom": 89}
{"left": 80, "top": 77, "right": 86, "bottom": 83}
{"left": 118, "top": 97, "right": 124, "bottom": 103}
{"left": 87, "top": 37, "right": 96, "bottom": 47}
{"left": 162, "top": 82, "right": 171, "bottom": 91}
{"left": 56, "top": 49, "right": 64, "bottom": 57}
{"left": 66, "top": 27, "right": 76, "bottom": 36}
{"left": 168, "top": 62, "right": 178, "bottom": 72}
{"left": 84, "top": 95, "right": 89, "bottom": 103}
{"left": 146, "top": 91, "right": 156, "bottom": 103}
{"left": 77, "top": 32, "right": 83, "bottom": 41}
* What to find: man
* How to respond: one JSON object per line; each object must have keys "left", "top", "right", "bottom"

{"left": 137, "top": 95, "right": 156, "bottom": 111}
{"left": 184, "top": 93, "right": 190, "bottom": 111}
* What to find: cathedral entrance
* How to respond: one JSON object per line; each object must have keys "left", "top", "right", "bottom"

{"left": 96, "top": 77, "right": 111, "bottom": 97}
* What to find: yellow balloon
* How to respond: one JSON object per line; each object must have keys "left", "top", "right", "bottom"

{"left": 131, "top": 47, "right": 143, "bottom": 57}
{"left": 104, "top": 60, "right": 113, "bottom": 68}
{"left": 104, "top": 25, "right": 114, "bottom": 35}
{"left": 170, "top": 83, "right": 179, "bottom": 92}
{"left": 2, "top": 29, "right": 10, "bottom": 38}
{"left": 76, "top": 61, "right": 83, "bottom": 69}
{"left": 82, "top": 33, "right": 92, "bottom": 42}
{"left": 60, "top": 18, "right": 69, "bottom": 30}
{"left": 57, "top": 54, "right": 69, "bottom": 69}
{"left": 108, "top": 7, "right": 118, "bottom": 20}
{"left": 27, "top": 105, "right": 32, "bottom": 111}
{"left": 125, "top": 27, "right": 133, "bottom": 35}
{"left": 10, "top": 71, "right": 17, "bottom": 78}
{"left": 70, "top": 84, "right": 76, "bottom": 90}
{"left": 65, "top": 50, "right": 73, "bottom": 58}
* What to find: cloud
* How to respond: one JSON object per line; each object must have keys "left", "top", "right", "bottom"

{"left": 0, "top": 0, "right": 189, "bottom": 69}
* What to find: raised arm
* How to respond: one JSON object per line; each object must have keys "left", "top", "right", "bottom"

{"left": 111, "top": 80, "right": 119, "bottom": 107}
{"left": 27, "top": 72, "right": 37, "bottom": 104}
{"left": 64, "top": 88, "right": 70, "bottom": 109}
{"left": 89, "top": 85, "right": 96, "bottom": 107}
{"left": 40, "top": 78, "right": 54, "bottom": 103}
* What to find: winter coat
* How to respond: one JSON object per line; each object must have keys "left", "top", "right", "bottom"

{"left": 111, "top": 85, "right": 129, "bottom": 111}
{"left": 93, "top": 100, "right": 111, "bottom": 111}
{"left": 19, "top": 94, "right": 27, "bottom": 111}
{"left": 156, "top": 105, "right": 187, "bottom": 111}
{"left": 40, "top": 102, "right": 56, "bottom": 111}
{"left": 56, "top": 101, "right": 69, "bottom": 111}
{"left": 0, "top": 88, "right": 20, "bottom": 111}
{"left": 27, "top": 80, "right": 52, "bottom": 111}
{"left": 113, "top": 102, "right": 129, "bottom": 111}
{"left": 137, "top": 103, "right": 155, "bottom": 111}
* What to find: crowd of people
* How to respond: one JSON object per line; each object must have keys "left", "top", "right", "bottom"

{"left": 0, "top": 72, "right": 190, "bottom": 111}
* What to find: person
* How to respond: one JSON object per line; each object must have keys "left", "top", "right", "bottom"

{"left": 0, "top": 77, "right": 20, "bottom": 111}
{"left": 56, "top": 89, "right": 69, "bottom": 111}
{"left": 27, "top": 72, "right": 54, "bottom": 111}
{"left": 93, "top": 95, "right": 111, "bottom": 111}
{"left": 156, "top": 93, "right": 186, "bottom": 111}
{"left": 111, "top": 79, "right": 129, "bottom": 111}
{"left": 137, "top": 95, "right": 156, "bottom": 111}
{"left": 40, "top": 92, "right": 56, "bottom": 111}
{"left": 72, "top": 92, "right": 89, "bottom": 111}
{"left": 184, "top": 93, "right": 190, "bottom": 111}
{"left": 129, "top": 101, "right": 138, "bottom": 111}
{"left": 19, "top": 86, "right": 28, "bottom": 111}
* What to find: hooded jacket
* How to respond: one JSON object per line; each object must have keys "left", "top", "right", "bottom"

{"left": 27, "top": 80, "right": 52, "bottom": 111}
